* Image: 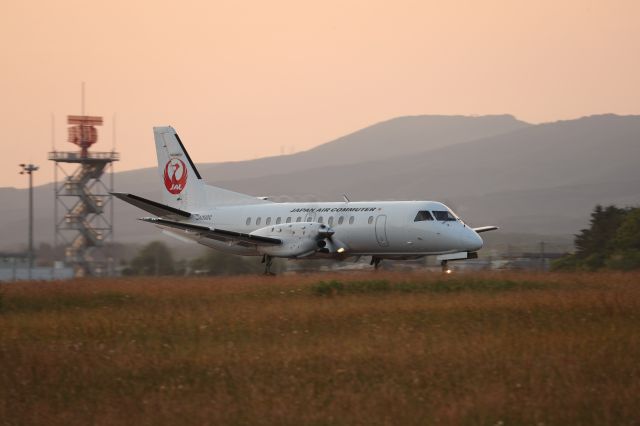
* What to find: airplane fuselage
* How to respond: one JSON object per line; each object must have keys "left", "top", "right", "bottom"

{"left": 182, "top": 200, "right": 483, "bottom": 259}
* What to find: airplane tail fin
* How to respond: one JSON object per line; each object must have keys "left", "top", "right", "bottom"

{"left": 154, "top": 126, "right": 206, "bottom": 211}
{"left": 154, "top": 127, "right": 269, "bottom": 211}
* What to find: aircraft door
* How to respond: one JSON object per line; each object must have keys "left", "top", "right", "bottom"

{"left": 375, "top": 215, "right": 389, "bottom": 247}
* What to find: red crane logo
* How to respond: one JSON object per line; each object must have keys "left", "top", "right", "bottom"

{"left": 164, "top": 159, "right": 188, "bottom": 194}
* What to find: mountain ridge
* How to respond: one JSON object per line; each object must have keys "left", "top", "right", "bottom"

{"left": 108, "top": 114, "right": 530, "bottom": 191}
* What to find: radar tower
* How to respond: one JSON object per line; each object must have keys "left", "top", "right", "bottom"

{"left": 49, "top": 112, "right": 119, "bottom": 277}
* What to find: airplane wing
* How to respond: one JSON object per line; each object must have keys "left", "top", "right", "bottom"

{"left": 473, "top": 226, "right": 499, "bottom": 233}
{"left": 111, "top": 193, "right": 191, "bottom": 220}
{"left": 140, "top": 217, "right": 282, "bottom": 246}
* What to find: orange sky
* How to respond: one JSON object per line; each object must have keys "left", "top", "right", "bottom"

{"left": 1, "top": 0, "right": 639, "bottom": 188}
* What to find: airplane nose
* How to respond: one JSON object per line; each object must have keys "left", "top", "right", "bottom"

{"left": 465, "top": 229, "right": 483, "bottom": 252}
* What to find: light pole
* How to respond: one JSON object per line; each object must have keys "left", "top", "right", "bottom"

{"left": 19, "top": 163, "right": 39, "bottom": 280}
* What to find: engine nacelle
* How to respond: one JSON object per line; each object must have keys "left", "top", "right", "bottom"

{"left": 317, "top": 237, "right": 348, "bottom": 255}
{"left": 251, "top": 222, "right": 333, "bottom": 258}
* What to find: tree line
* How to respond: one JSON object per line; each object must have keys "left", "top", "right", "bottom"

{"left": 121, "top": 241, "right": 268, "bottom": 276}
{"left": 553, "top": 205, "right": 640, "bottom": 271}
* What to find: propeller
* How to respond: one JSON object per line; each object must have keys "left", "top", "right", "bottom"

{"left": 316, "top": 224, "right": 347, "bottom": 254}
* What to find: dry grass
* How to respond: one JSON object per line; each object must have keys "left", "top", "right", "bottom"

{"left": 1, "top": 272, "right": 639, "bottom": 425}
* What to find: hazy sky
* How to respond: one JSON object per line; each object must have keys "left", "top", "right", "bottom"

{"left": 2, "top": 0, "right": 639, "bottom": 188}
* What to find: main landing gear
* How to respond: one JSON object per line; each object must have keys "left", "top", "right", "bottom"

{"left": 441, "top": 260, "right": 452, "bottom": 274}
{"left": 370, "top": 256, "right": 382, "bottom": 270}
{"left": 262, "top": 255, "right": 275, "bottom": 276}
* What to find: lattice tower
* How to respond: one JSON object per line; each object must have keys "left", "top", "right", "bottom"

{"left": 48, "top": 115, "right": 119, "bottom": 277}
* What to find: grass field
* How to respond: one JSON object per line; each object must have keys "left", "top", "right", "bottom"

{"left": 1, "top": 272, "right": 639, "bottom": 425}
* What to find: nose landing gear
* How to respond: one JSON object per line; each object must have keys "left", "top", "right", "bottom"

{"left": 441, "top": 260, "right": 452, "bottom": 274}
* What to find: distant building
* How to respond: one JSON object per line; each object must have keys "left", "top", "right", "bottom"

{"left": 0, "top": 253, "right": 74, "bottom": 282}
{"left": 492, "top": 252, "right": 566, "bottom": 271}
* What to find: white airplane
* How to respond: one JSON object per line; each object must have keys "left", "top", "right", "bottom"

{"left": 113, "top": 127, "right": 497, "bottom": 274}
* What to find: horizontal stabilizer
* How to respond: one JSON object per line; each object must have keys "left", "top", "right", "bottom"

{"left": 111, "top": 192, "right": 191, "bottom": 220}
{"left": 473, "top": 226, "right": 499, "bottom": 233}
{"left": 140, "top": 217, "right": 282, "bottom": 246}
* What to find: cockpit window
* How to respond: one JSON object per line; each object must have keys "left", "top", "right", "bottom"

{"left": 414, "top": 211, "right": 434, "bottom": 221}
{"left": 433, "top": 210, "right": 457, "bottom": 221}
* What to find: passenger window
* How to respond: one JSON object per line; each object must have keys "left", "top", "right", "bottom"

{"left": 368, "top": 216, "right": 374, "bottom": 224}
{"left": 286, "top": 217, "right": 292, "bottom": 223}
{"left": 276, "top": 217, "right": 281, "bottom": 224}
{"left": 296, "top": 217, "right": 302, "bottom": 222}
{"left": 246, "top": 217, "right": 251, "bottom": 226}
{"left": 266, "top": 217, "right": 272, "bottom": 225}
{"left": 432, "top": 210, "right": 457, "bottom": 221}
{"left": 338, "top": 216, "right": 344, "bottom": 225}
{"left": 318, "top": 216, "right": 324, "bottom": 223}
{"left": 349, "top": 216, "right": 354, "bottom": 225}
{"left": 414, "top": 211, "right": 434, "bottom": 222}
{"left": 328, "top": 216, "right": 334, "bottom": 226}
{"left": 256, "top": 217, "right": 261, "bottom": 226}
